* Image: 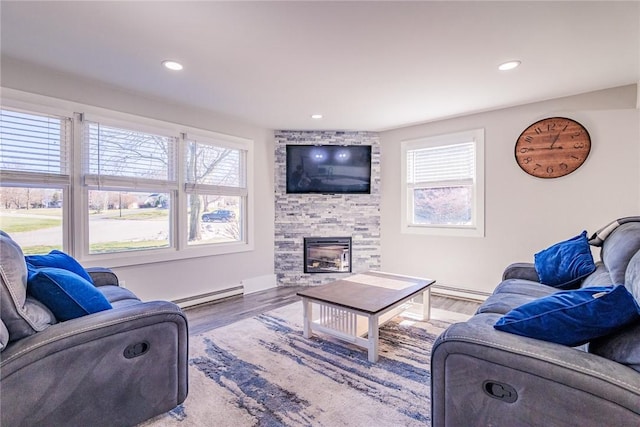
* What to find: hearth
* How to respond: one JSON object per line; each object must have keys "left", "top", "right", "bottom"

{"left": 304, "top": 237, "right": 352, "bottom": 274}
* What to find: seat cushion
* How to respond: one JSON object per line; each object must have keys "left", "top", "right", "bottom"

{"left": 478, "top": 279, "right": 557, "bottom": 315}
{"left": 589, "top": 321, "right": 640, "bottom": 373}
{"left": 0, "top": 231, "right": 55, "bottom": 341}
{"left": 588, "top": 250, "right": 640, "bottom": 372}
{"left": 478, "top": 293, "right": 543, "bottom": 315}
{"left": 493, "top": 279, "right": 558, "bottom": 298}
{"left": 98, "top": 285, "right": 140, "bottom": 304}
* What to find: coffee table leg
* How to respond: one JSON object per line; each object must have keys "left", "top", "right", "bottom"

{"left": 367, "top": 314, "right": 379, "bottom": 363}
{"left": 302, "top": 298, "right": 312, "bottom": 338}
{"left": 421, "top": 287, "right": 431, "bottom": 320}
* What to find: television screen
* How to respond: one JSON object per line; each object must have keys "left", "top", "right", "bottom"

{"left": 286, "top": 145, "right": 372, "bottom": 194}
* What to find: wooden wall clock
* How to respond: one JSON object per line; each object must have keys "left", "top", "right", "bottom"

{"left": 515, "top": 117, "right": 591, "bottom": 178}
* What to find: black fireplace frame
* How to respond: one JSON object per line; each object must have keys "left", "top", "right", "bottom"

{"left": 303, "top": 236, "right": 352, "bottom": 274}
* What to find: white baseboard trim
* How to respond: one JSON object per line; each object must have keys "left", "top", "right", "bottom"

{"left": 242, "top": 274, "right": 277, "bottom": 295}
{"left": 173, "top": 286, "right": 243, "bottom": 308}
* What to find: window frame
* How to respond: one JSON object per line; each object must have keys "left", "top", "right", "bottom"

{"left": 181, "top": 132, "right": 250, "bottom": 249}
{"left": 79, "top": 114, "right": 180, "bottom": 259}
{"left": 1, "top": 89, "right": 254, "bottom": 268}
{"left": 400, "top": 128, "right": 485, "bottom": 237}
{"left": 0, "top": 103, "right": 74, "bottom": 250}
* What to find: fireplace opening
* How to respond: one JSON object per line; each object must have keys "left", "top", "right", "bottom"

{"left": 304, "top": 237, "right": 352, "bottom": 274}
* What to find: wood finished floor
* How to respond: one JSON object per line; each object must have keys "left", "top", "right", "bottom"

{"left": 183, "top": 286, "right": 481, "bottom": 335}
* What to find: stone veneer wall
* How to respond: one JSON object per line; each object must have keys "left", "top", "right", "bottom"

{"left": 274, "top": 130, "right": 381, "bottom": 286}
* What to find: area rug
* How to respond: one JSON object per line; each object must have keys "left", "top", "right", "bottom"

{"left": 141, "top": 303, "right": 460, "bottom": 427}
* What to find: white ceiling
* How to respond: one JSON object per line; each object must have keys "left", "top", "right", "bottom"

{"left": 1, "top": 1, "right": 639, "bottom": 131}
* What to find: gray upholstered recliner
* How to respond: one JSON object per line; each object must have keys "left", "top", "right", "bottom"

{"left": 431, "top": 222, "right": 640, "bottom": 426}
{"left": 0, "top": 231, "right": 188, "bottom": 427}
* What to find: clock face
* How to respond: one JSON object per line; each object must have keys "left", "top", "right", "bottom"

{"left": 515, "top": 117, "right": 591, "bottom": 178}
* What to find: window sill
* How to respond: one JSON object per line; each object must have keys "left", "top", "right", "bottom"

{"left": 401, "top": 224, "right": 484, "bottom": 238}
{"left": 78, "top": 240, "right": 254, "bottom": 269}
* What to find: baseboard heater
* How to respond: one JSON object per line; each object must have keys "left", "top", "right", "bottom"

{"left": 431, "top": 285, "right": 489, "bottom": 302}
{"left": 173, "top": 285, "right": 243, "bottom": 308}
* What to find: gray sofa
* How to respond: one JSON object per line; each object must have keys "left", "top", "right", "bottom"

{"left": 431, "top": 222, "right": 640, "bottom": 426}
{"left": 0, "top": 231, "right": 188, "bottom": 427}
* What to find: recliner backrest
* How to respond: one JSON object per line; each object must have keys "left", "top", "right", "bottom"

{"left": 601, "top": 222, "right": 640, "bottom": 285}
{"left": 625, "top": 250, "right": 640, "bottom": 303}
{"left": 0, "top": 231, "right": 55, "bottom": 345}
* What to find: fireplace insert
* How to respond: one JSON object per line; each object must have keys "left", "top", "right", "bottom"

{"left": 304, "top": 237, "right": 352, "bottom": 273}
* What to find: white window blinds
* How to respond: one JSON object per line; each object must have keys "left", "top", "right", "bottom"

{"left": 83, "top": 121, "right": 177, "bottom": 189}
{"left": 406, "top": 142, "right": 475, "bottom": 185}
{"left": 184, "top": 137, "right": 247, "bottom": 196}
{"left": 0, "top": 108, "right": 71, "bottom": 184}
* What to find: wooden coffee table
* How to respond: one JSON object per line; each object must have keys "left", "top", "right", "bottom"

{"left": 297, "top": 271, "right": 435, "bottom": 362}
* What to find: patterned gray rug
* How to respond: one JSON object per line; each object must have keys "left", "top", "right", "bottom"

{"left": 141, "top": 302, "right": 457, "bottom": 427}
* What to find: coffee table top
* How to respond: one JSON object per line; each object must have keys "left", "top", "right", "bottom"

{"left": 296, "top": 271, "right": 435, "bottom": 314}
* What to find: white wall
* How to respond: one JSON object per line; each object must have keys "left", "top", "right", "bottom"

{"left": 380, "top": 85, "right": 640, "bottom": 294}
{"left": 1, "top": 57, "right": 276, "bottom": 302}
{"left": 4, "top": 57, "right": 639, "bottom": 299}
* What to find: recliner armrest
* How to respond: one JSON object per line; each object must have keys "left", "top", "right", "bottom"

{"left": 501, "top": 262, "right": 539, "bottom": 282}
{"left": 86, "top": 266, "right": 119, "bottom": 287}
{"left": 1, "top": 300, "right": 186, "bottom": 372}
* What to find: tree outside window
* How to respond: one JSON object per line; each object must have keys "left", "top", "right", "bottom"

{"left": 0, "top": 104, "right": 252, "bottom": 258}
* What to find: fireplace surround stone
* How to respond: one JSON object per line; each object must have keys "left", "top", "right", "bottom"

{"left": 274, "top": 131, "right": 381, "bottom": 286}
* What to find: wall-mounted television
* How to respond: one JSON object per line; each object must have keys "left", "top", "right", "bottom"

{"left": 286, "top": 145, "right": 372, "bottom": 194}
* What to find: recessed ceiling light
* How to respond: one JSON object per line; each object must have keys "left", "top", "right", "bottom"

{"left": 162, "top": 60, "right": 183, "bottom": 71}
{"left": 311, "top": 114, "right": 323, "bottom": 119}
{"left": 498, "top": 60, "right": 521, "bottom": 71}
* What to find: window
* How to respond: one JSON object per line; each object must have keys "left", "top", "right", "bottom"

{"left": 0, "top": 108, "right": 71, "bottom": 253}
{"left": 401, "top": 128, "right": 484, "bottom": 237}
{"left": 83, "top": 120, "right": 177, "bottom": 254}
{"left": 0, "top": 94, "right": 253, "bottom": 265}
{"left": 184, "top": 136, "right": 247, "bottom": 246}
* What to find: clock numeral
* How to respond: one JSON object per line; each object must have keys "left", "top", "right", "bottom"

{"left": 524, "top": 136, "right": 533, "bottom": 143}
{"left": 547, "top": 166, "right": 554, "bottom": 174}
{"left": 534, "top": 127, "right": 543, "bottom": 134}
{"left": 533, "top": 163, "right": 542, "bottom": 171}
{"left": 547, "top": 122, "right": 556, "bottom": 131}
{"left": 574, "top": 142, "right": 586, "bottom": 149}
{"left": 562, "top": 123, "right": 569, "bottom": 132}
{"left": 570, "top": 131, "right": 582, "bottom": 139}
{"left": 522, "top": 157, "right": 532, "bottom": 164}
{"left": 519, "top": 147, "right": 532, "bottom": 153}
{"left": 559, "top": 163, "right": 568, "bottom": 170}
{"left": 571, "top": 155, "right": 581, "bottom": 161}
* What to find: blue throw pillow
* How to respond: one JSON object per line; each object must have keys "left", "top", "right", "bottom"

{"left": 25, "top": 250, "right": 94, "bottom": 285}
{"left": 27, "top": 267, "right": 112, "bottom": 321}
{"left": 494, "top": 285, "right": 640, "bottom": 346}
{"left": 534, "top": 231, "right": 596, "bottom": 289}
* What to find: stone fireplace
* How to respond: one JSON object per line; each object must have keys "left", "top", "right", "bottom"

{"left": 304, "top": 237, "right": 352, "bottom": 274}
{"left": 274, "top": 130, "right": 381, "bottom": 286}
